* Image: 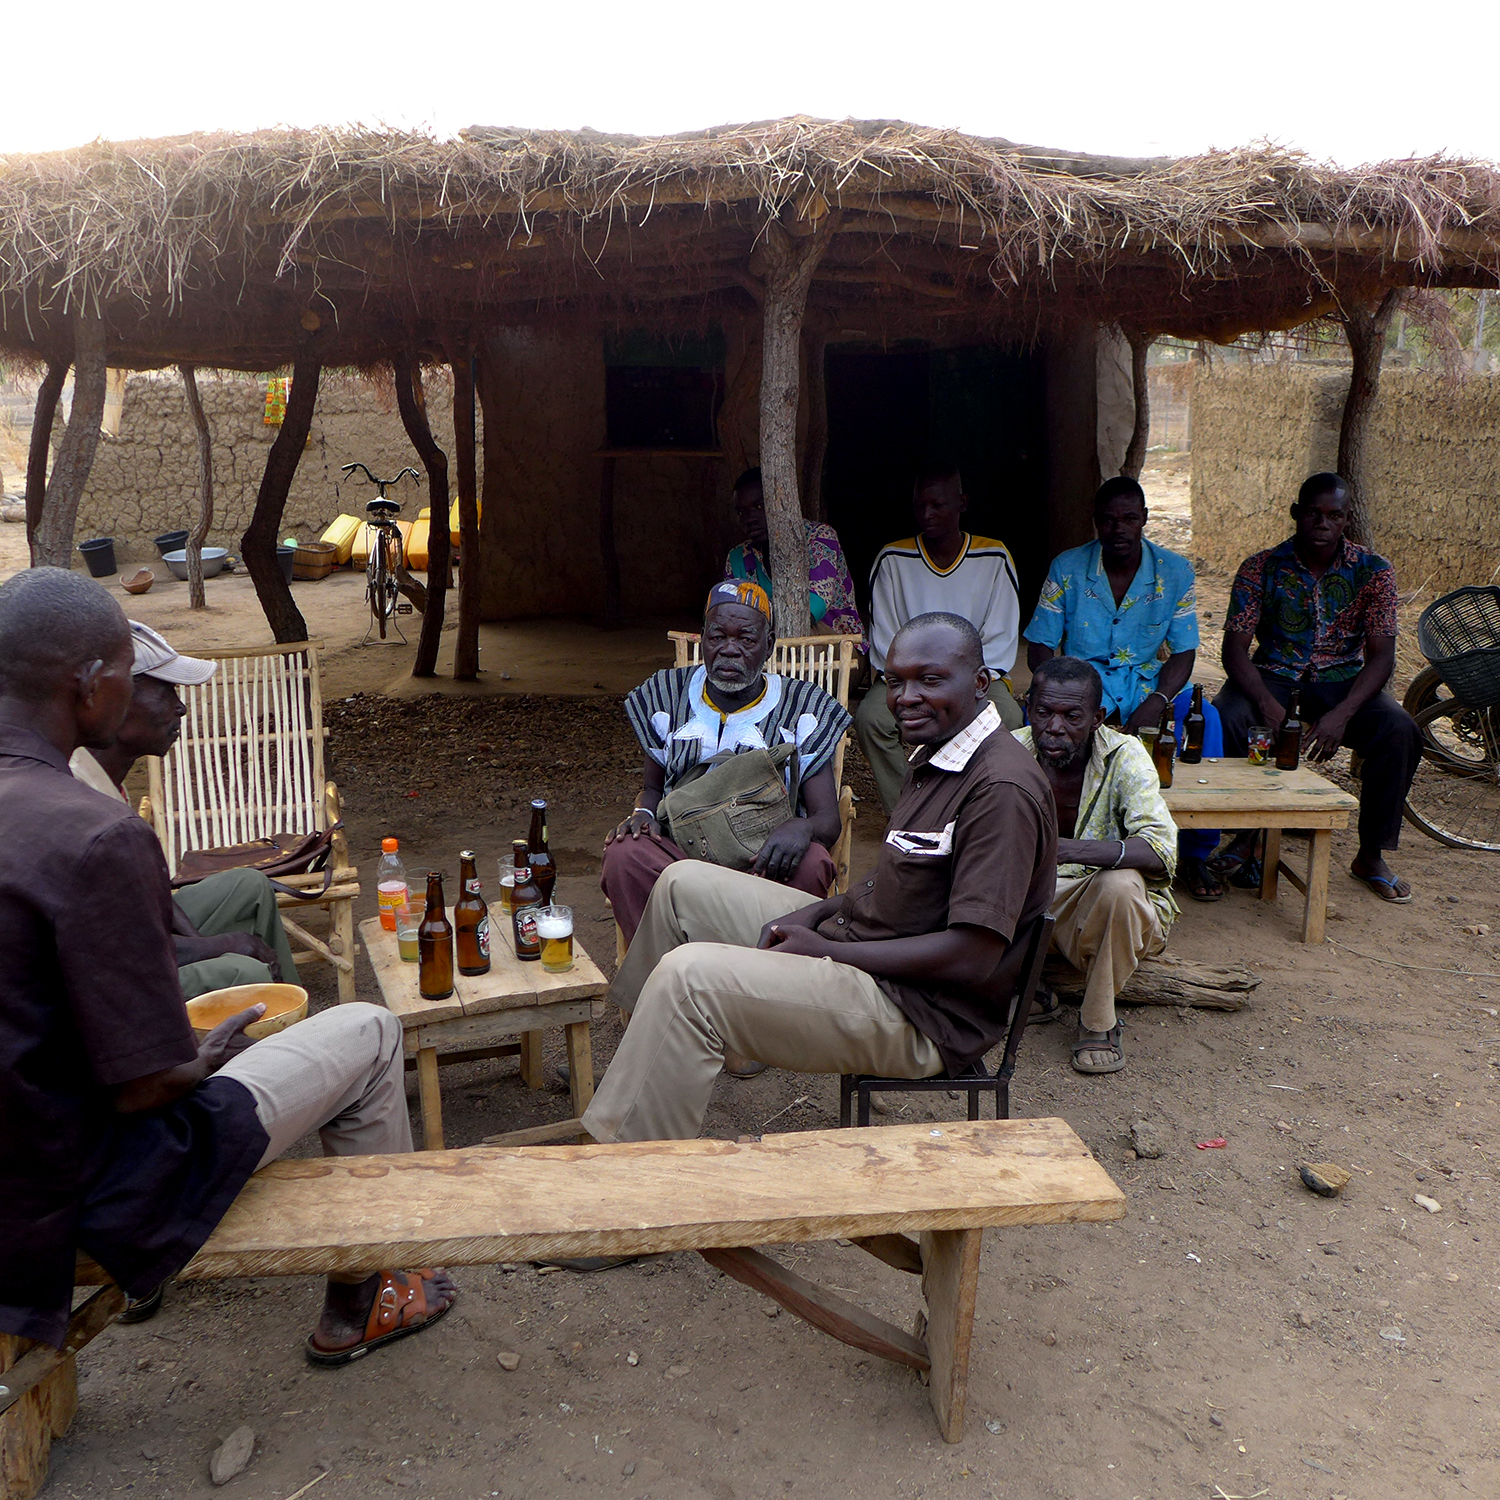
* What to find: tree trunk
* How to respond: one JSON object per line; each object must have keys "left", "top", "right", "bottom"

{"left": 1120, "top": 330, "right": 1152, "bottom": 480}
{"left": 395, "top": 355, "right": 451, "bottom": 678}
{"left": 801, "top": 325, "right": 829, "bottom": 522}
{"left": 179, "top": 364, "right": 214, "bottom": 609}
{"left": 242, "top": 355, "right": 319, "bottom": 643}
{"left": 1337, "top": 290, "right": 1403, "bottom": 548}
{"left": 452, "top": 353, "right": 482, "bottom": 680}
{"left": 24, "top": 358, "right": 68, "bottom": 565}
{"left": 757, "top": 214, "right": 837, "bottom": 638}
{"left": 34, "top": 315, "right": 107, "bottom": 569}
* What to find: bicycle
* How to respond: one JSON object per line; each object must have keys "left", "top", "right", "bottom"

{"left": 1398, "top": 583, "right": 1500, "bottom": 850}
{"left": 342, "top": 462, "right": 420, "bottom": 644}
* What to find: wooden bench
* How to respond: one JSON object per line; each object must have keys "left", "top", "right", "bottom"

{"left": 3, "top": 1119, "right": 1123, "bottom": 1494}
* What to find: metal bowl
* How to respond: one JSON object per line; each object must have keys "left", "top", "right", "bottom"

{"left": 162, "top": 547, "right": 228, "bottom": 581}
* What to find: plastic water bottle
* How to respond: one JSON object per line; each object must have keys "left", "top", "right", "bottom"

{"left": 377, "top": 837, "right": 408, "bottom": 931}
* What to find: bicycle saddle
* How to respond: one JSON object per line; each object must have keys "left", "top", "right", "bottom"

{"left": 366, "top": 498, "right": 402, "bottom": 518}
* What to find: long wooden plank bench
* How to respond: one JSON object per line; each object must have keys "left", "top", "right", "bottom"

{"left": 3, "top": 1118, "right": 1124, "bottom": 1496}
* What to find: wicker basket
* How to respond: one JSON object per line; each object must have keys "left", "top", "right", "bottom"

{"left": 1417, "top": 585, "right": 1500, "bottom": 709}
{"left": 292, "top": 540, "right": 339, "bottom": 581}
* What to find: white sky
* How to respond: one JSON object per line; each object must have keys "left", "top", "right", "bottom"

{"left": 6, "top": 0, "right": 1499, "bottom": 166}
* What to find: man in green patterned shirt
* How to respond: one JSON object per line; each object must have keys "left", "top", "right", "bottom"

{"left": 1016, "top": 656, "right": 1179, "bottom": 1075}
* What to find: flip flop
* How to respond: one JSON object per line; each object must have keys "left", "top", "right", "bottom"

{"left": 304, "top": 1270, "right": 454, "bottom": 1367}
{"left": 1071, "top": 1024, "right": 1125, "bottom": 1075}
{"left": 1349, "top": 869, "right": 1413, "bottom": 904}
{"left": 1178, "top": 856, "right": 1225, "bottom": 903}
{"left": 1027, "top": 984, "right": 1063, "bottom": 1025}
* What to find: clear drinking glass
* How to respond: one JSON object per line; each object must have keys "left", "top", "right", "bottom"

{"left": 536, "top": 904, "right": 575, "bottom": 974}
{"left": 395, "top": 902, "right": 420, "bottom": 963}
{"left": 1247, "top": 725, "right": 1273, "bottom": 765}
{"left": 496, "top": 866, "right": 515, "bottom": 917}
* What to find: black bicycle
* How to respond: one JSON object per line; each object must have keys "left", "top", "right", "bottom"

{"left": 342, "top": 463, "right": 419, "bottom": 643}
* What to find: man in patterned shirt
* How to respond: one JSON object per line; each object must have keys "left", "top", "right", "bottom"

{"left": 723, "top": 467, "right": 865, "bottom": 644}
{"left": 1213, "top": 473, "right": 1422, "bottom": 901}
{"left": 1017, "top": 656, "right": 1179, "bottom": 1075}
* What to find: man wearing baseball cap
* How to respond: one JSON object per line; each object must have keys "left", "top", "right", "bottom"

{"left": 71, "top": 622, "right": 296, "bottom": 999}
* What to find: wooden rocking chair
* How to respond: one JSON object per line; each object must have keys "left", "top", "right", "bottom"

{"left": 142, "top": 641, "right": 360, "bottom": 1003}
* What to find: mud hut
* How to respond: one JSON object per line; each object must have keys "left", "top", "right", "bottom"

{"left": 3, "top": 117, "right": 1499, "bottom": 672}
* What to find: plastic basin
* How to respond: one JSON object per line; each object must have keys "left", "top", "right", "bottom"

{"left": 162, "top": 547, "right": 228, "bottom": 581}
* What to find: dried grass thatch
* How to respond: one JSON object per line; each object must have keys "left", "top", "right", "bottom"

{"left": 3, "top": 116, "right": 1499, "bottom": 367}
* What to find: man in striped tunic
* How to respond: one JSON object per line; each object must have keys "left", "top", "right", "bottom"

{"left": 602, "top": 581, "right": 850, "bottom": 948}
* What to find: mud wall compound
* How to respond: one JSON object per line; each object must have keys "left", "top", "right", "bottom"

{"left": 69, "top": 370, "right": 460, "bottom": 565}
{"left": 1191, "top": 364, "right": 1500, "bottom": 584}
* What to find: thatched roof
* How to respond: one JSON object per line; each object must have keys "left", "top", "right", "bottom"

{"left": 3, "top": 116, "right": 1499, "bottom": 368}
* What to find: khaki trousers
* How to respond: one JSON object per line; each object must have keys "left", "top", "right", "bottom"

{"left": 1050, "top": 869, "right": 1166, "bottom": 1034}
{"left": 217, "top": 1002, "right": 412, "bottom": 1168}
{"left": 856, "top": 677, "right": 1023, "bottom": 815}
{"left": 174, "top": 867, "right": 299, "bottom": 1000}
{"left": 583, "top": 863, "right": 942, "bottom": 1143}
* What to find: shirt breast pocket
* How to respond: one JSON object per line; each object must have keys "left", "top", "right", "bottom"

{"left": 885, "top": 822, "right": 955, "bottom": 858}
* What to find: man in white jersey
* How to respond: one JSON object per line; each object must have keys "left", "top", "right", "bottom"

{"left": 855, "top": 463, "right": 1023, "bottom": 812}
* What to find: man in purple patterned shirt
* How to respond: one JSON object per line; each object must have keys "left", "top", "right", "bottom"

{"left": 723, "top": 468, "right": 865, "bottom": 645}
{"left": 1212, "top": 473, "right": 1421, "bottom": 902}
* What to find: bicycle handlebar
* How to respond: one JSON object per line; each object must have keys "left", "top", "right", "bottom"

{"left": 341, "top": 462, "right": 421, "bottom": 495}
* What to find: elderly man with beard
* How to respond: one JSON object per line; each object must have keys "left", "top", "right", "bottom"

{"left": 1016, "top": 656, "right": 1179, "bottom": 1076}
{"left": 602, "top": 580, "right": 850, "bottom": 942}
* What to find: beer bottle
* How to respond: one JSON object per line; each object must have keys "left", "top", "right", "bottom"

{"left": 1151, "top": 699, "right": 1175, "bottom": 788}
{"left": 417, "top": 871, "right": 455, "bottom": 1000}
{"left": 527, "top": 799, "right": 557, "bottom": 905}
{"left": 1180, "top": 685, "right": 1206, "bottom": 764}
{"left": 510, "top": 839, "right": 544, "bottom": 962}
{"left": 1275, "top": 685, "right": 1304, "bottom": 771}
{"left": 454, "top": 850, "right": 491, "bottom": 976}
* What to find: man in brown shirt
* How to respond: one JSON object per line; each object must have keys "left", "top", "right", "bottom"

{"left": 582, "top": 612, "right": 1057, "bottom": 1143}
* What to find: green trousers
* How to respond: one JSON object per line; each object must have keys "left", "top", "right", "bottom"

{"left": 174, "top": 868, "right": 299, "bottom": 1000}
{"left": 854, "top": 676, "right": 1024, "bottom": 815}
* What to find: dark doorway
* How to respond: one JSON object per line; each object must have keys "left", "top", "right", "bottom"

{"left": 822, "top": 343, "right": 1049, "bottom": 617}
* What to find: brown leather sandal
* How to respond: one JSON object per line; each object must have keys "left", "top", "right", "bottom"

{"left": 304, "top": 1270, "right": 454, "bottom": 1367}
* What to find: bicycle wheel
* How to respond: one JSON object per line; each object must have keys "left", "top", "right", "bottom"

{"left": 1402, "top": 691, "right": 1500, "bottom": 850}
{"left": 365, "top": 529, "right": 399, "bottom": 637}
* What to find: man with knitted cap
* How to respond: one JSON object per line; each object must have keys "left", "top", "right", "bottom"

{"left": 71, "top": 621, "right": 297, "bottom": 998}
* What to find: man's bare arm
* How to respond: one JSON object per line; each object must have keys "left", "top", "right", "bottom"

{"left": 764, "top": 921, "right": 1007, "bottom": 991}
{"left": 1222, "top": 630, "right": 1287, "bottom": 727}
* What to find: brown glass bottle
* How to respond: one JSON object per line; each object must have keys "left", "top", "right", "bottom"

{"left": 510, "top": 839, "right": 544, "bottom": 962}
{"left": 1275, "top": 688, "right": 1304, "bottom": 771}
{"left": 527, "top": 799, "right": 557, "bottom": 905}
{"left": 1180, "top": 685, "right": 1206, "bottom": 764}
{"left": 417, "top": 871, "right": 455, "bottom": 1000}
{"left": 454, "top": 850, "right": 491, "bottom": 976}
{"left": 1151, "top": 700, "right": 1175, "bottom": 788}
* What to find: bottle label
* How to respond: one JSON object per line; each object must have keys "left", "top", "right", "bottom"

{"left": 514, "top": 902, "right": 542, "bottom": 950}
{"left": 464, "top": 878, "right": 482, "bottom": 895}
{"left": 477, "top": 915, "right": 491, "bottom": 958}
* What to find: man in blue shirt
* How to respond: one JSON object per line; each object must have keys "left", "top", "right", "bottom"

{"left": 1025, "top": 477, "right": 1224, "bottom": 900}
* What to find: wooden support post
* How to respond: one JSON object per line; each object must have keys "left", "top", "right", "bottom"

{"left": 179, "top": 364, "right": 214, "bottom": 610}
{"left": 703, "top": 1247, "right": 931, "bottom": 1370}
{"left": 1338, "top": 289, "right": 1403, "bottom": 548}
{"left": 801, "top": 324, "right": 829, "bottom": 522}
{"left": 519, "top": 1030, "right": 545, "bottom": 1090}
{"left": 33, "top": 314, "right": 106, "bottom": 570}
{"left": 395, "top": 355, "right": 451, "bottom": 679}
{"left": 452, "top": 353, "right": 482, "bottom": 680}
{"left": 243, "top": 353, "right": 320, "bottom": 644}
{"left": 920, "top": 1227, "right": 983, "bottom": 1442}
{"left": 1303, "top": 830, "right": 1332, "bottom": 945}
{"left": 1121, "top": 330, "right": 1152, "bottom": 479}
{"left": 1259, "top": 828, "right": 1282, "bottom": 904}
{"left": 851, "top": 1233, "right": 924, "bottom": 1275}
{"left": 565, "top": 1020, "right": 595, "bottom": 1118}
{"left": 24, "top": 358, "right": 67, "bottom": 566}
{"left": 756, "top": 211, "right": 838, "bottom": 639}
{"left": 416, "top": 1046, "right": 444, "bottom": 1150}
{"left": 599, "top": 457, "right": 621, "bottom": 628}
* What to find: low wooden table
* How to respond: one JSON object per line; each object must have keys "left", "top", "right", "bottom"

{"left": 1163, "top": 757, "right": 1359, "bottom": 944}
{"left": 359, "top": 918, "right": 607, "bottom": 1149}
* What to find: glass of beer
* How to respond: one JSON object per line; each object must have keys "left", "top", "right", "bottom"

{"left": 536, "top": 904, "right": 575, "bottom": 974}
{"left": 496, "top": 866, "right": 515, "bottom": 917}
{"left": 1247, "top": 725, "right": 1272, "bottom": 765}
{"left": 396, "top": 901, "right": 420, "bottom": 963}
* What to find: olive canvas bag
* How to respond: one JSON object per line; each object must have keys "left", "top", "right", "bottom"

{"left": 658, "top": 743, "right": 800, "bottom": 871}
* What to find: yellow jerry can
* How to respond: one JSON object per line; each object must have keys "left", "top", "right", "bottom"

{"left": 319, "top": 514, "right": 362, "bottom": 565}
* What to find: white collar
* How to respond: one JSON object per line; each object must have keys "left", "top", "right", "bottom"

{"left": 925, "top": 701, "right": 1003, "bottom": 772}
{"left": 669, "top": 666, "right": 784, "bottom": 755}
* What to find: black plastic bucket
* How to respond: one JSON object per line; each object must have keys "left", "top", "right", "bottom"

{"left": 277, "top": 545, "right": 296, "bottom": 585}
{"left": 79, "top": 537, "right": 117, "bottom": 577}
{"left": 153, "top": 530, "right": 189, "bottom": 557}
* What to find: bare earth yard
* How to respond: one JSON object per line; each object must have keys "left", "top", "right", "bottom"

{"left": 6, "top": 464, "right": 1499, "bottom": 1500}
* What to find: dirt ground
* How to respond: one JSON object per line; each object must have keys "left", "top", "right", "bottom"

{"left": 13, "top": 466, "right": 1500, "bottom": 1500}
